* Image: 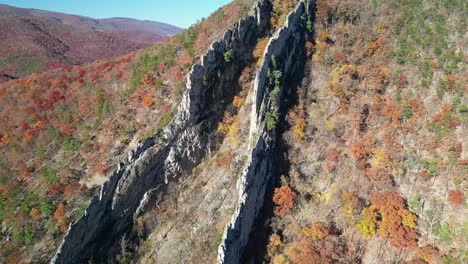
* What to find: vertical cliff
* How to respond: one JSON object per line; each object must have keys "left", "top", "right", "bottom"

{"left": 217, "top": 1, "right": 315, "bottom": 263}
{"left": 51, "top": 1, "right": 272, "bottom": 263}
{"left": 46, "top": 0, "right": 468, "bottom": 262}
{"left": 51, "top": 0, "right": 317, "bottom": 262}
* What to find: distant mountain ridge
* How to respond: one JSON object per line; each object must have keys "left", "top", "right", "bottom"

{"left": 0, "top": 4, "right": 182, "bottom": 82}
{"left": 96, "top": 17, "right": 181, "bottom": 36}
{"left": 23, "top": 8, "right": 182, "bottom": 37}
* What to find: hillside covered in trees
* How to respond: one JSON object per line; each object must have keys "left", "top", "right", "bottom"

{"left": 264, "top": 0, "right": 466, "bottom": 263}
{"left": 0, "top": 4, "right": 182, "bottom": 83}
{"left": 0, "top": 0, "right": 254, "bottom": 262}
{"left": 0, "top": 0, "right": 466, "bottom": 263}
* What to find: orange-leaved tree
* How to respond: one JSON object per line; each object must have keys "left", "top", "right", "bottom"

{"left": 302, "top": 222, "right": 332, "bottom": 241}
{"left": 273, "top": 185, "right": 296, "bottom": 217}
{"left": 287, "top": 105, "right": 306, "bottom": 141}
{"left": 357, "top": 192, "right": 418, "bottom": 249}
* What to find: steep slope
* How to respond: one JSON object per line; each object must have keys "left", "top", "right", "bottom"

{"left": 51, "top": 0, "right": 315, "bottom": 263}
{"left": 221, "top": 3, "right": 314, "bottom": 262}
{"left": 1, "top": 0, "right": 465, "bottom": 263}
{"left": 0, "top": 4, "right": 182, "bottom": 82}
{"left": 0, "top": 0, "right": 254, "bottom": 262}
{"left": 106, "top": 0, "right": 465, "bottom": 263}
{"left": 260, "top": 0, "right": 467, "bottom": 263}
{"left": 52, "top": 0, "right": 272, "bottom": 262}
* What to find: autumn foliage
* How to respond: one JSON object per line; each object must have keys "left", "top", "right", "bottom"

{"left": 217, "top": 113, "right": 239, "bottom": 144}
{"left": 340, "top": 192, "right": 360, "bottom": 222}
{"left": 264, "top": 0, "right": 465, "bottom": 262}
{"left": 303, "top": 222, "right": 331, "bottom": 241}
{"left": 52, "top": 203, "right": 66, "bottom": 222}
{"left": 270, "top": 0, "right": 292, "bottom": 31}
{"left": 253, "top": 38, "right": 269, "bottom": 65}
{"left": 273, "top": 185, "right": 296, "bottom": 217}
{"left": 267, "top": 233, "right": 282, "bottom": 258}
{"left": 287, "top": 106, "right": 306, "bottom": 141}
{"left": 141, "top": 93, "right": 154, "bottom": 107}
{"left": 448, "top": 190, "right": 464, "bottom": 205}
{"left": 350, "top": 141, "right": 368, "bottom": 160}
{"left": 358, "top": 192, "right": 418, "bottom": 249}
{"left": 284, "top": 234, "right": 355, "bottom": 264}
{"left": 324, "top": 147, "right": 340, "bottom": 171}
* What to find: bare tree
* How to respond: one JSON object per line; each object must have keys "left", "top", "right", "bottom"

{"left": 419, "top": 199, "right": 446, "bottom": 239}
{"left": 117, "top": 234, "right": 132, "bottom": 264}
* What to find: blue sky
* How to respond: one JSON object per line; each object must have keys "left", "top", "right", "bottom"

{"left": 0, "top": 0, "right": 232, "bottom": 28}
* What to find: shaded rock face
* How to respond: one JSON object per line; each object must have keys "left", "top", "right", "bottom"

{"left": 51, "top": 1, "right": 271, "bottom": 263}
{"left": 217, "top": 1, "right": 315, "bottom": 263}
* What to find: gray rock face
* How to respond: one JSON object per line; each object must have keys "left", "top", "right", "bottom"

{"left": 52, "top": 0, "right": 316, "bottom": 262}
{"left": 217, "top": 1, "right": 315, "bottom": 263}
{"left": 51, "top": 1, "right": 272, "bottom": 263}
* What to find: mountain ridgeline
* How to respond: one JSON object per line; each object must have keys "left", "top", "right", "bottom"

{"left": 218, "top": 2, "right": 314, "bottom": 262}
{"left": 1, "top": 0, "right": 466, "bottom": 262}
{"left": 0, "top": 4, "right": 182, "bottom": 82}
{"left": 52, "top": 0, "right": 315, "bottom": 263}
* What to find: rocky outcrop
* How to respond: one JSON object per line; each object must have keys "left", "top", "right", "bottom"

{"left": 52, "top": 0, "right": 316, "bottom": 262}
{"left": 51, "top": 1, "right": 271, "bottom": 263}
{"left": 217, "top": 1, "right": 315, "bottom": 263}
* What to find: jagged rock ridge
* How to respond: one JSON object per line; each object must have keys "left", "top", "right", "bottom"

{"left": 51, "top": 0, "right": 271, "bottom": 263}
{"left": 217, "top": 1, "right": 315, "bottom": 263}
